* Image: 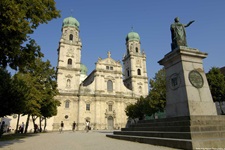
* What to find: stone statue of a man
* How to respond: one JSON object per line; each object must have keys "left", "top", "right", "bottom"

{"left": 170, "top": 17, "right": 194, "bottom": 50}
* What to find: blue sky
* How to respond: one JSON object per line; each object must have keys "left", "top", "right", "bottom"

{"left": 30, "top": 0, "right": 225, "bottom": 79}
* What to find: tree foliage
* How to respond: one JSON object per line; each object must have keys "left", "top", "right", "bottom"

{"left": 206, "top": 67, "right": 225, "bottom": 114}
{"left": 149, "top": 68, "right": 166, "bottom": 113}
{"left": 0, "top": 68, "right": 29, "bottom": 117}
{"left": 15, "top": 58, "right": 60, "bottom": 133}
{"left": 0, "top": 0, "right": 60, "bottom": 69}
{"left": 0, "top": 68, "right": 13, "bottom": 117}
{"left": 125, "top": 68, "right": 166, "bottom": 120}
{"left": 125, "top": 97, "right": 154, "bottom": 121}
{"left": 18, "top": 58, "right": 60, "bottom": 117}
{"left": 0, "top": 58, "right": 60, "bottom": 134}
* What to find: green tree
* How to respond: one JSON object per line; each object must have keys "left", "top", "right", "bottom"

{"left": 149, "top": 68, "right": 166, "bottom": 114}
{"left": 125, "top": 97, "right": 155, "bottom": 121}
{"left": 0, "top": 0, "right": 60, "bottom": 70}
{"left": 0, "top": 68, "right": 29, "bottom": 117}
{"left": 206, "top": 67, "right": 225, "bottom": 115}
{"left": 15, "top": 73, "right": 42, "bottom": 133}
{"left": 125, "top": 103, "right": 136, "bottom": 121}
{"left": 0, "top": 68, "right": 30, "bottom": 134}
{"left": 0, "top": 68, "right": 13, "bottom": 117}
{"left": 125, "top": 68, "right": 166, "bottom": 120}
{"left": 17, "top": 58, "right": 60, "bottom": 133}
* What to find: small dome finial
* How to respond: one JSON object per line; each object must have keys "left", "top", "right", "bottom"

{"left": 131, "top": 26, "right": 134, "bottom": 32}
{"left": 107, "top": 51, "right": 111, "bottom": 58}
{"left": 70, "top": 9, "right": 74, "bottom": 17}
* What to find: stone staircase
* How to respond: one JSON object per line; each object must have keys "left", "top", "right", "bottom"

{"left": 106, "top": 116, "right": 225, "bottom": 149}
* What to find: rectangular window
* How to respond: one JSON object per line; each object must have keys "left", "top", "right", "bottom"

{"left": 106, "top": 66, "right": 109, "bottom": 70}
{"left": 110, "top": 67, "right": 113, "bottom": 70}
{"left": 65, "top": 101, "right": 70, "bottom": 108}
{"left": 109, "top": 105, "right": 112, "bottom": 111}
{"left": 86, "top": 104, "right": 90, "bottom": 111}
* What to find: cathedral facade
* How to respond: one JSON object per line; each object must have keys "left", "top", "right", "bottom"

{"left": 52, "top": 16, "right": 149, "bottom": 131}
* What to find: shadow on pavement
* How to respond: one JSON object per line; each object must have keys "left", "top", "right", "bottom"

{"left": 0, "top": 133, "right": 40, "bottom": 148}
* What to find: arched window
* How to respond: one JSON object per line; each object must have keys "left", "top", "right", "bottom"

{"left": 136, "top": 47, "right": 139, "bottom": 53}
{"left": 130, "top": 44, "right": 133, "bottom": 51}
{"left": 69, "top": 34, "right": 73, "bottom": 41}
{"left": 127, "top": 69, "right": 130, "bottom": 77}
{"left": 137, "top": 69, "right": 141, "bottom": 75}
{"left": 65, "top": 100, "right": 70, "bottom": 108}
{"left": 68, "top": 59, "right": 72, "bottom": 65}
{"left": 107, "top": 80, "right": 113, "bottom": 92}
{"left": 108, "top": 104, "right": 113, "bottom": 111}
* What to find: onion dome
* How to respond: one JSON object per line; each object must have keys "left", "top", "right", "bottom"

{"left": 62, "top": 16, "right": 80, "bottom": 28}
{"left": 126, "top": 31, "right": 140, "bottom": 42}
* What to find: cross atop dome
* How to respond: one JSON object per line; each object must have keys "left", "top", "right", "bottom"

{"left": 107, "top": 51, "right": 111, "bottom": 58}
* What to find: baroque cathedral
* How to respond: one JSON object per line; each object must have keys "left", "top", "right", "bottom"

{"left": 52, "top": 16, "right": 149, "bottom": 130}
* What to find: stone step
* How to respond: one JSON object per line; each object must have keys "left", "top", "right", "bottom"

{"left": 106, "top": 134, "right": 225, "bottom": 150}
{"left": 113, "top": 131, "right": 225, "bottom": 140}
{"left": 106, "top": 134, "right": 192, "bottom": 149}
{"left": 138, "top": 116, "right": 225, "bottom": 124}
{"left": 130, "top": 120, "right": 225, "bottom": 127}
{"left": 122, "top": 125, "right": 225, "bottom": 132}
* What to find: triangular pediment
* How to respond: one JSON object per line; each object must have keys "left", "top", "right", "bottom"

{"left": 96, "top": 51, "right": 121, "bottom": 66}
{"left": 99, "top": 57, "right": 117, "bottom": 65}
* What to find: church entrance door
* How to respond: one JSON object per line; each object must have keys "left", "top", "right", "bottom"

{"left": 107, "top": 116, "right": 114, "bottom": 130}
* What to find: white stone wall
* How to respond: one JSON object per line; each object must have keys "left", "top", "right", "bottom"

{"left": 1, "top": 115, "right": 54, "bottom": 133}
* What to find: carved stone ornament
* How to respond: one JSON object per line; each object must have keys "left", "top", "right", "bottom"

{"left": 169, "top": 73, "right": 181, "bottom": 90}
{"left": 66, "top": 48, "right": 74, "bottom": 57}
{"left": 188, "top": 70, "right": 204, "bottom": 88}
{"left": 65, "top": 74, "right": 73, "bottom": 78}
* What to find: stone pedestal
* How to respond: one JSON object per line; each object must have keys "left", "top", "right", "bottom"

{"left": 158, "top": 46, "right": 217, "bottom": 117}
{"left": 107, "top": 46, "right": 224, "bottom": 149}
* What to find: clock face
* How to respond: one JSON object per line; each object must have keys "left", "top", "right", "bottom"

{"left": 189, "top": 70, "right": 204, "bottom": 88}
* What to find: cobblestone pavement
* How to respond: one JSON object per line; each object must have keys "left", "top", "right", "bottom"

{"left": 0, "top": 131, "right": 176, "bottom": 150}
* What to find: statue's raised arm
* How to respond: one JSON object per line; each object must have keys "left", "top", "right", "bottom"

{"left": 170, "top": 17, "right": 194, "bottom": 50}
{"left": 185, "top": 20, "right": 195, "bottom": 27}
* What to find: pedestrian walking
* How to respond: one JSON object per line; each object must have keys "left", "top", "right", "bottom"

{"left": 85, "top": 120, "right": 90, "bottom": 133}
{"left": 60, "top": 121, "right": 64, "bottom": 133}
{"left": 34, "top": 124, "right": 38, "bottom": 133}
{"left": 72, "top": 121, "right": 76, "bottom": 132}
{"left": 20, "top": 122, "right": 24, "bottom": 133}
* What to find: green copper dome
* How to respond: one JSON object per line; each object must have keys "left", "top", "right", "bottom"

{"left": 126, "top": 31, "right": 140, "bottom": 42}
{"left": 80, "top": 64, "right": 88, "bottom": 75}
{"left": 62, "top": 16, "right": 80, "bottom": 28}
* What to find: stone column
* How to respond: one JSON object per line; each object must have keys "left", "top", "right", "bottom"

{"left": 158, "top": 46, "right": 217, "bottom": 117}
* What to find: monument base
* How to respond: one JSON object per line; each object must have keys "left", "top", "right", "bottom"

{"left": 107, "top": 116, "right": 225, "bottom": 149}
{"left": 158, "top": 46, "right": 218, "bottom": 117}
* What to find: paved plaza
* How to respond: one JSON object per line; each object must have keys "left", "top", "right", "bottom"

{"left": 0, "top": 130, "right": 175, "bottom": 150}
